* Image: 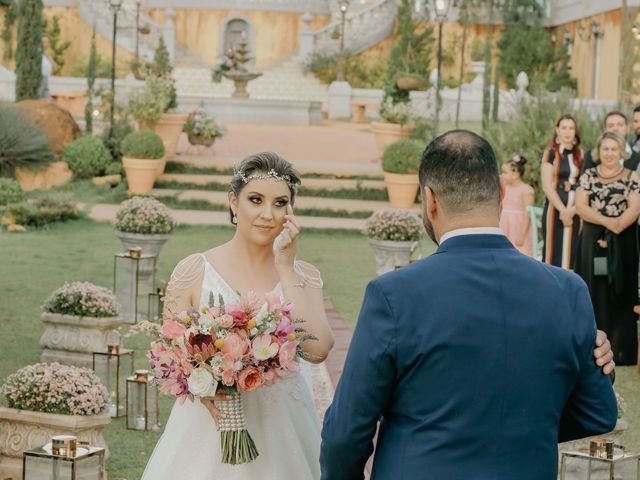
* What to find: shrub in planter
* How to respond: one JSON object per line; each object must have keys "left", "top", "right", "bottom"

{"left": 121, "top": 130, "right": 165, "bottom": 159}
{"left": 381, "top": 139, "right": 423, "bottom": 174}
{"left": 0, "top": 178, "right": 24, "bottom": 206}
{"left": 4, "top": 193, "right": 80, "bottom": 227}
{"left": 364, "top": 209, "right": 422, "bottom": 242}
{"left": 115, "top": 196, "right": 176, "bottom": 235}
{"left": 1, "top": 362, "right": 108, "bottom": 416}
{"left": 42, "top": 281, "right": 120, "bottom": 318}
{"left": 127, "top": 74, "right": 171, "bottom": 129}
{"left": 105, "top": 162, "right": 123, "bottom": 176}
{"left": 62, "top": 135, "right": 112, "bottom": 179}
{"left": 379, "top": 97, "right": 413, "bottom": 125}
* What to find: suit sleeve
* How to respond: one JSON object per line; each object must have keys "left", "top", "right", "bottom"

{"left": 320, "top": 280, "right": 397, "bottom": 480}
{"left": 558, "top": 280, "right": 618, "bottom": 443}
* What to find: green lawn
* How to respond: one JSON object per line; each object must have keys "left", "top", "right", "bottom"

{"left": 0, "top": 219, "right": 638, "bottom": 479}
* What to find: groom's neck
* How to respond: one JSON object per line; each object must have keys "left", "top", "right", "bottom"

{"left": 435, "top": 212, "right": 500, "bottom": 243}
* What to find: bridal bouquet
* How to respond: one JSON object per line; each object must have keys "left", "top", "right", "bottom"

{"left": 141, "top": 292, "right": 312, "bottom": 465}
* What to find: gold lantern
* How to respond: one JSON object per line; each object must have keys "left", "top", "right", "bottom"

{"left": 22, "top": 436, "right": 105, "bottom": 480}
{"left": 148, "top": 287, "right": 166, "bottom": 322}
{"left": 92, "top": 330, "right": 134, "bottom": 418}
{"left": 559, "top": 447, "right": 640, "bottom": 479}
{"left": 114, "top": 248, "right": 157, "bottom": 324}
{"left": 126, "top": 369, "right": 159, "bottom": 431}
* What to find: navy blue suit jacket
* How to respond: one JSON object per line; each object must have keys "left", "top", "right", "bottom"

{"left": 320, "top": 234, "right": 617, "bottom": 480}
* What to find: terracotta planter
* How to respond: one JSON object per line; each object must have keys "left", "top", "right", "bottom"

{"left": 383, "top": 172, "right": 419, "bottom": 209}
{"left": 396, "top": 74, "right": 423, "bottom": 91}
{"left": 40, "top": 312, "right": 123, "bottom": 369}
{"left": 154, "top": 112, "right": 188, "bottom": 158}
{"left": 371, "top": 121, "right": 414, "bottom": 156}
{"left": 122, "top": 156, "right": 162, "bottom": 195}
{"left": 187, "top": 133, "right": 216, "bottom": 147}
{"left": 155, "top": 155, "right": 168, "bottom": 178}
{"left": 367, "top": 238, "right": 418, "bottom": 276}
{"left": 15, "top": 161, "right": 72, "bottom": 192}
{"left": 0, "top": 406, "right": 110, "bottom": 480}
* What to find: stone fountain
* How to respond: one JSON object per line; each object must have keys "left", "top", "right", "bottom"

{"left": 223, "top": 37, "right": 263, "bottom": 99}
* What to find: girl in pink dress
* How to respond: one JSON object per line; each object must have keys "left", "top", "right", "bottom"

{"left": 500, "top": 155, "right": 535, "bottom": 256}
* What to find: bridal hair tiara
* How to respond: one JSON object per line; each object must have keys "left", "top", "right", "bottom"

{"left": 233, "top": 169, "right": 293, "bottom": 186}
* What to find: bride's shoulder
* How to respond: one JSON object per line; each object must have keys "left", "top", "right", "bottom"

{"left": 294, "top": 260, "right": 323, "bottom": 288}
{"left": 167, "top": 253, "right": 207, "bottom": 292}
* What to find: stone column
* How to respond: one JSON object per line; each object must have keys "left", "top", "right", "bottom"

{"left": 163, "top": 8, "right": 177, "bottom": 64}
{"left": 328, "top": 80, "right": 352, "bottom": 119}
{"left": 299, "top": 12, "right": 315, "bottom": 68}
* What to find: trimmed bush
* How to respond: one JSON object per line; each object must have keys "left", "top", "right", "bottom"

{"left": 62, "top": 135, "right": 112, "bottom": 179}
{"left": 0, "top": 178, "right": 24, "bottom": 206}
{"left": 105, "top": 162, "right": 123, "bottom": 176}
{"left": 115, "top": 196, "right": 176, "bottom": 234}
{"left": 0, "top": 103, "right": 55, "bottom": 176}
{"left": 4, "top": 193, "right": 80, "bottom": 227}
{"left": 121, "top": 130, "right": 165, "bottom": 159}
{"left": 42, "top": 281, "right": 120, "bottom": 317}
{"left": 381, "top": 139, "right": 423, "bottom": 174}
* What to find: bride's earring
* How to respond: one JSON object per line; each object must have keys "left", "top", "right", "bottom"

{"left": 555, "top": 135, "right": 560, "bottom": 144}
{"left": 232, "top": 212, "right": 238, "bottom": 225}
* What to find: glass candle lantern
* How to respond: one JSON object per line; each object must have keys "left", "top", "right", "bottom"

{"left": 559, "top": 449, "right": 640, "bottom": 479}
{"left": 148, "top": 287, "right": 166, "bottom": 322}
{"left": 114, "top": 249, "right": 157, "bottom": 324}
{"left": 92, "top": 347, "right": 134, "bottom": 418}
{"left": 126, "top": 369, "right": 159, "bottom": 431}
{"left": 22, "top": 438, "right": 105, "bottom": 480}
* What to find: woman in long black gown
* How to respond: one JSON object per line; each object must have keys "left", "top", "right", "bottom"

{"left": 575, "top": 131, "right": 640, "bottom": 365}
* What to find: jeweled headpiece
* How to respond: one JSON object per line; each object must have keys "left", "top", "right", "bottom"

{"left": 233, "top": 168, "right": 293, "bottom": 186}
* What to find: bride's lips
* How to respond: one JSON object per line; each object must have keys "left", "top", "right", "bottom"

{"left": 254, "top": 225, "right": 274, "bottom": 231}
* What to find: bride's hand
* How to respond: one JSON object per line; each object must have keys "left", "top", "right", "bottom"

{"left": 201, "top": 393, "right": 229, "bottom": 428}
{"left": 274, "top": 204, "right": 300, "bottom": 269}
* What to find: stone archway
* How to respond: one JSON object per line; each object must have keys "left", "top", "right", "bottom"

{"left": 223, "top": 18, "right": 249, "bottom": 54}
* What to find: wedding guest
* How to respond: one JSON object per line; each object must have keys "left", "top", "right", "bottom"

{"left": 574, "top": 131, "right": 640, "bottom": 366}
{"left": 541, "top": 114, "right": 583, "bottom": 269}
{"left": 581, "top": 111, "right": 640, "bottom": 173}
{"left": 631, "top": 105, "right": 640, "bottom": 153}
{"left": 499, "top": 155, "right": 535, "bottom": 256}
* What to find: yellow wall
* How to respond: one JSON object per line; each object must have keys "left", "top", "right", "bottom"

{"left": 147, "top": 9, "right": 331, "bottom": 69}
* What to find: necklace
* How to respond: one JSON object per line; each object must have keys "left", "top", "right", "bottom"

{"left": 597, "top": 165, "right": 624, "bottom": 180}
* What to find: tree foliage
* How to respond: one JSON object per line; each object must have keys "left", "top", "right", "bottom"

{"left": 15, "top": 0, "right": 44, "bottom": 101}
{"left": 43, "top": 15, "right": 71, "bottom": 75}
{"left": 1, "top": 1, "right": 17, "bottom": 61}
{"left": 85, "top": 28, "right": 97, "bottom": 134}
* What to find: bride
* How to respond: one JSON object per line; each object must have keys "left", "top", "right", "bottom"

{"left": 141, "top": 152, "right": 335, "bottom": 480}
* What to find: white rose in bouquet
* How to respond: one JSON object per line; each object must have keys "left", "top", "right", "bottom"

{"left": 188, "top": 367, "right": 218, "bottom": 397}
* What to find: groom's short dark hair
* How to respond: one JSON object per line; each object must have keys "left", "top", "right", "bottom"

{"left": 419, "top": 130, "right": 500, "bottom": 214}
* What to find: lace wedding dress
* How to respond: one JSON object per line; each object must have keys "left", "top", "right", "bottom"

{"left": 141, "top": 254, "right": 322, "bottom": 480}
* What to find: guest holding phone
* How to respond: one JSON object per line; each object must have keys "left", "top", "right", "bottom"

{"left": 574, "top": 132, "right": 640, "bottom": 365}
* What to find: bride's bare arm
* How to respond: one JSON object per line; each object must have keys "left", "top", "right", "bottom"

{"left": 163, "top": 253, "right": 205, "bottom": 319}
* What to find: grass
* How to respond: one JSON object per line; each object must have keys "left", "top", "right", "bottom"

{"left": 0, "top": 218, "right": 637, "bottom": 479}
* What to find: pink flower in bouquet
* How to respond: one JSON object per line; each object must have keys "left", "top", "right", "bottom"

{"left": 278, "top": 341, "right": 299, "bottom": 374}
{"left": 227, "top": 293, "right": 259, "bottom": 327}
{"left": 220, "top": 354, "right": 242, "bottom": 386}
{"left": 263, "top": 368, "right": 276, "bottom": 386}
{"left": 162, "top": 319, "right": 186, "bottom": 340}
{"left": 221, "top": 330, "right": 250, "bottom": 360}
{"left": 275, "top": 317, "right": 295, "bottom": 340}
{"left": 252, "top": 333, "right": 279, "bottom": 361}
{"left": 265, "top": 293, "right": 282, "bottom": 314}
{"left": 237, "top": 366, "right": 264, "bottom": 393}
{"left": 216, "top": 314, "right": 234, "bottom": 329}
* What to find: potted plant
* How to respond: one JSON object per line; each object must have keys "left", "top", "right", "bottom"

{"left": 114, "top": 196, "right": 176, "bottom": 257}
{"left": 364, "top": 209, "right": 421, "bottom": 275}
{"left": 381, "top": 139, "right": 422, "bottom": 209}
{"left": 127, "top": 74, "right": 171, "bottom": 131}
{"left": 395, "top": 72, "right": 426, "bottom": 91}
{"left": 39, "top": 281, "right": 122, "bottom": 368}
{"left": 62, "top": 135, "right": 112, "bottom": 180}
{"left": 0, "top": 362, "right": 110, "bottom": 479}
{"left": 183, "top": 107, "right": 226, "bottom": 147}
{"left": 371, "top": 98, "right": 415, "bottom": 155}
{"left": 151, "top": 38, "right": 189, "bottom": 159}
{"left": 121, "top": 130, "right": 165, "bottom": 194}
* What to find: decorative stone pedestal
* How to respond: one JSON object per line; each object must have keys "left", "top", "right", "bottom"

{"left": 367, "top": 238, "right": 418, "bottom": 276}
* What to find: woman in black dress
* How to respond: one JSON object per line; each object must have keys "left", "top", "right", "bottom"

{"left": 575, "top": 131, "right": 640, "bottom": 365}
{"left": 541, "top": 114, "right": 583, "bottom": 270}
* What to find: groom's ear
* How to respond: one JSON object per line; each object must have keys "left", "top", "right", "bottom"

{"left": 498, "top": 176, "right": 506, "bottom": 211}
{"left": 424, "top": 186, "right": 438, "bottom": 220}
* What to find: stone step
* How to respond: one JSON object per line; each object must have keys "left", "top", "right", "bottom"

{"left": 170, "top": 154, "right": 384, "bottom": 178}
{"left": 89, "top": 203, "right": 367, "bottom": 230}
{"left": 159, "top": 173, "right": 386, "bottom": 191}
{"left": 151, "top": 188, "right": 391, "bottom": 213}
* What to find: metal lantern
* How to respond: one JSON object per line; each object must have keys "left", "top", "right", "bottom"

{"left": 114, "top": 248, "right": 157, "bottom": 324}
{"left": 22, "top": 436, "right": 105, "bottom": 480}
{"left": 148, "top": 287, "right": 166, "bottom": 323}
{"left": 126, "top": 369, "right": 159, "bottom": 431}
{"left": 92, "top": 333, "right": 134, "bottom": 418}
{"left": 559, "top": 449, "right": 640, "bottom": 479}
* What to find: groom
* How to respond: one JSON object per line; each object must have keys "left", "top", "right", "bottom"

{"left": 320, "top": 131, "right": 618, "bottom": 480}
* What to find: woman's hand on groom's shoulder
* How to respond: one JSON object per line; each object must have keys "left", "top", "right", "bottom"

{"left": 594, "top": 330, "right": 615, "bottom": 376}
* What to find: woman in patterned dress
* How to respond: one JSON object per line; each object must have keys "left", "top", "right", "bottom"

{"left": 574, "top": 132, "right": 640, "bottom": 366}
{"left": 541, "top": 114, "right": 583, "bottom": 269}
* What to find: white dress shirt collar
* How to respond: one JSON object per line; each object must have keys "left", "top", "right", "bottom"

{"left": 440, "top": 227, "right": 504, "bottom": 246}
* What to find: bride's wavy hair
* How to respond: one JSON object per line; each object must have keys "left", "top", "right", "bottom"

{"left": 229, "top": 152, "right": 302, "bottom": 224}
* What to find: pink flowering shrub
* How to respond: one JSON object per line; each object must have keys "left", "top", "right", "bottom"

{"left": 115, "top": 196, "right": 177, "bottom": 235}
{"left": 364, "top": 209, "right": 422, "bottom": 242}
{"left": 42, "top": 282, "right": 120, "bottom": 317}
{"left": 1, "top": 363, "right": 108, "bottom": 415}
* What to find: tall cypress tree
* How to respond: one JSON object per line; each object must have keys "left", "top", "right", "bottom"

{"left": 15, "top": 0, "right": 44, "bottom": 101}
{"left": 85, "top": 28, "right": 97, "bottom": 133}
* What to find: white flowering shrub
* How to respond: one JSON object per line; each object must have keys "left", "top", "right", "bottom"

{"left": 115, "top": 196, "right": 177, "bottom": 234}
{"left": 42, "top": 282, "right": 120, "bottom": 317}
{"left": 364, "top": 209, "right": 422, "bottom": 242}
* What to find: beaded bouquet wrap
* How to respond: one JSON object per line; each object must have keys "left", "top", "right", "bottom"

{"left": 136, "top": 289, "right": 317, "bottom": 465}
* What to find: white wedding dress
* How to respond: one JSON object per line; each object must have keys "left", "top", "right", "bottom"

{"left": 141, "top": 254, "right": 322, "bottom": 480}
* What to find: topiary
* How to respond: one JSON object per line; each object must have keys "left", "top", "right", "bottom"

{"left": 0, "top": 177, "right": 23, "bottom": 206}
{"left": 62, "top": 135, "right": 112, "bottom": 178}
{"left": 381, "top": 139, "right": 423, "bottom": 174}
{"left": 0, "top": 103, "right": 54, "bottom": 176}
{"left": 121, "top": 130, "right": 165, "bottom": 159}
